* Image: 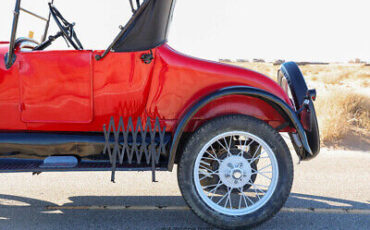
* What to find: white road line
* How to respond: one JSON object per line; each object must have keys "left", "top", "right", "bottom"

{"left": 282, "top": 207, "right": 370, "bottom": 215}
{"left": 46, "top": 205, "right": 190, "bottom": 211}
{"left": 46, "top": 205, "right": 370, "bottom": 214}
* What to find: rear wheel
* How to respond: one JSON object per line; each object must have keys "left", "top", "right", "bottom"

{"left": 178, "top": 115, "right": 293, "bottom": 229}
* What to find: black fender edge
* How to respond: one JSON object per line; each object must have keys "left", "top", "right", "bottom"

{"left": 167, "top": 86, "right": 312, "bottom": 171}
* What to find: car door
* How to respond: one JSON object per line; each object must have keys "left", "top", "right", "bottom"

{"left": 18, "top": 50, "right": 93, "bottom": 123}
{"left": 91, "top": 50, "right": 155, "bottom": 123}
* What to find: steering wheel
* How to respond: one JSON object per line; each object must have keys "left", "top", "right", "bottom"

{"left": 49, "top": 3, "right": 84, "bottom": 50}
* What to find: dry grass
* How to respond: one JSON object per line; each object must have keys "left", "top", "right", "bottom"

{"left": 315, "top": 88, "right": 370, "bottom": 145}
{"left": 226, "top": 62, "right": 370, "bottom": 149}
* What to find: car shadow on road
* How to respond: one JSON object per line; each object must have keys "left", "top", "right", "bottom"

{"left": 0, "top": 193, "right": 369, "bottom": 230}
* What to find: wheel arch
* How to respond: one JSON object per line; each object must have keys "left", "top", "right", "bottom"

{"left": 183, "top": 94, "right": 289, "bottom": 132}
{"left": 167, "top": 86, "right": 313, "bottom": 171}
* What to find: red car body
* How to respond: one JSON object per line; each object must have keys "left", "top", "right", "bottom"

{"left": 0, "top": 43, "right": 292, "bottom": 133}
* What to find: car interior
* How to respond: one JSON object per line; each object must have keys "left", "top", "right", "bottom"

{"left": 15, "top": 0, "right": 144, "bottom": 52}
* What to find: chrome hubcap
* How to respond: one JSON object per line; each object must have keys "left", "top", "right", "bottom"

{"left": 219, "top": 156, "right": 251, "bottom": 188}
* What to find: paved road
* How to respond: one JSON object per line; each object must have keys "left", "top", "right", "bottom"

{"left": 0, "top": 147, "right": 369, "bottom": 230}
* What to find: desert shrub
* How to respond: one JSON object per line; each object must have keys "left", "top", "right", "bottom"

{"left": 315, "top": 87, "right": 370, "bottom": 144}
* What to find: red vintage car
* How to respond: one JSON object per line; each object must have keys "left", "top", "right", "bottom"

{"left": 0, "top": 0, "right": 320, "bottom": 229}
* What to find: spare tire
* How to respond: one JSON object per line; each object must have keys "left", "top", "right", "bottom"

{"left": 277, "top": 62, "right": 320, "bottom": 160}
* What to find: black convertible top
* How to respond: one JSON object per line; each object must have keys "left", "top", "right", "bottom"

{"left": 112, "top": 0, "right": 176, "bottom": 52}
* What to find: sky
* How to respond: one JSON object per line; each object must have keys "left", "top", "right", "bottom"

{"left": 0, "top": 0, "right": 369, "bottom": 62}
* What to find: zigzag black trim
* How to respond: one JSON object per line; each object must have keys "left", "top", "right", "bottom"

{"left": 103, "top": 117, "right": 167, "bottom": 182}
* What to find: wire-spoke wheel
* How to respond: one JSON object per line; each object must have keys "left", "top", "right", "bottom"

{"left": 194, "top": 131, "right": 278, "bottom": 216}
{"left": 178, "top": 115, "right": 293, "bottom": 229}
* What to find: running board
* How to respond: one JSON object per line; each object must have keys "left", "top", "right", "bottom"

{"left": 0, "top": 158, "right": 167, "bottom": 172}
{"left": 0, "top": 117, "right": 170, "bottom": 182}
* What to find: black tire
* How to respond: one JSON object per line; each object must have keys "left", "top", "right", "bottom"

{"left": 278, "top": 62, "right": 308, "bottom": 110}
{"left": 178, "top": 115, "right": 293, "bottom": 229}
{"left": 278, "top": 62, "right": 320, "bottom": 159}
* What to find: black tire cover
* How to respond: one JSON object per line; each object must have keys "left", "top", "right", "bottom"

{"left": 278, "top": 62, "right": 320, "bottom": 159}
{"left": 278, "top": 62, "right": 307, "bottom": 110}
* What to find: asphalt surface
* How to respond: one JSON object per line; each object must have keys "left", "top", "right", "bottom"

{"left": 0, "top": 146, "right": 369, "bottom": 230}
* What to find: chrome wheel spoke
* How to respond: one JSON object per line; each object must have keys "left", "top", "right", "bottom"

{"left": 201, "top": 156, "right": 217, "bottom": 161}
{"left": 250, "top": 182, "right": 266, "bottom": 197}
{"left": 199, "top": 168, "right": 219, "bottom": 180}
{"left": 252, "top": 169, "right": 272, "bottom": 180}
{"left": 224, "top": 187, "right": 233, "bottom": 209}
{"left": 253, "top": 183, "right": 269, "bottom": 189}
{"left": 249, "top": 156, "right": 269, "bottom": 162}
{"left": 216, "top": 193, "right": 227, "bottom": 205}
{"left": 238, "top": 192, "right": 243, "bottom": 209}
{"left": 243, "top": 138, "right": 252, "bottom": 149}
{"left": 257, "top": 164, "right": 272, "bottom": 172}
{"left": 200, "top": 160, "right": 211, "bottom": 166}
{"left": 210, "top": 144, "right": 218, "bottom": 157}
{"left": 238, "top": 188, "right": 249, "bottom": 208}
{"left": 251, "top": 144, "right": 261, "bottom": 158}
{"left": 239, "top": 187, "right": 254, "bottom": 206}
{"left": 199, "top": 174, "right": 211, "bottom": 181}
{"left": 207, "top": 181, "right": 223, "bottom": 200}
{"left": 199, "top": 164, "right": 217, "bottom": 173}
{"left": 224, "top": 136, "right": 233, "bottom": 155}
{"left": 217, "top": 140, "right": 229, "bottom": 154}
{"left": 205, "top": 150, "right": 220, "bottom": 163}
{"left": 238, "top": 137, "right": 253, "bottom": 156}
{"left": 202, "top": 183, "right": 221, "bottom": 190}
